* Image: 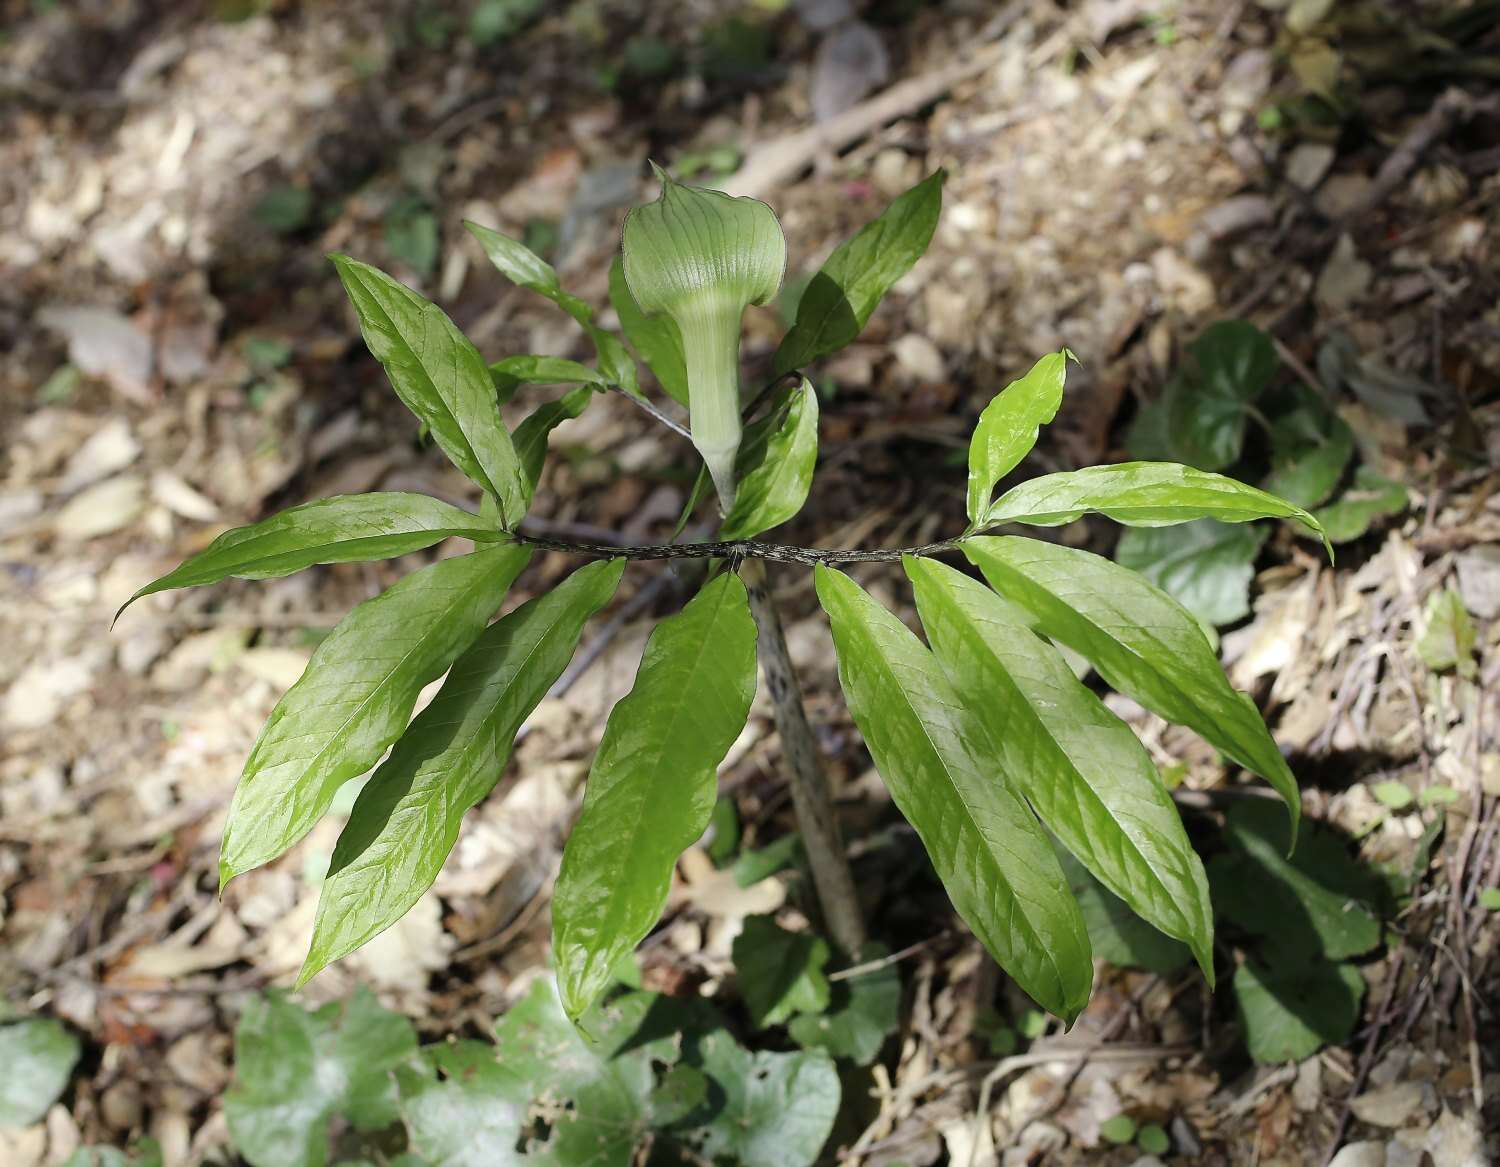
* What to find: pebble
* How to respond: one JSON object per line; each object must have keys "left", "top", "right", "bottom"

{"left": 1328, "top": 1142, "right": 1386, "bottom": 1167}
{"left": 1455, "top": 545, "right": 1500, "bottom": 620}
{"left": 1287, "top": 142, "right": 1337, "bottom": 191}
{"left": 1349, "top": 1081, "right": 1423, "bottom": 1128}
{"left": 52, "top": 474, "right": 145, "bottom": 541}
{"left": 892, "top": 333, "right": 945, "bottom": 382}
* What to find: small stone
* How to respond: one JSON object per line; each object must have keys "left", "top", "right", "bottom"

{"left": 1316, "top": 173, "right": 1371, "bottom": 218}
{"left": 1328, "top": 1142, "right": 1386, "bottom": 1167}
{"left": 37, "top": 306, "right": 154, "bottom": 402}
{"left": 1200, "top": 195, "right": 1274, "bottom": 241}
{"left": 1221, "top": 48, "right": 1273, "bottom": 109}
{"left": 1287, "top": 142, "right": 1337, "bottom": 191}
{"left": 2, "top": 657, "right": 98, "bottom": 730}
{"left": 1455, "top": 545, "right": 1500, "bottom": 620}
{"left": 150, "top": 470, "right": 220, "bottom": 522}
{"left": 892, "top": 333, "right": 945, "bottom": 382}
{"left": 0, "top": 491, "right": 43, "bottom": 536}
{"left": 52, "top": 474, "right": 145, "bottom": 541}
{"left": 58, "top": 418, "right": 141, "bottom": 493}
{"left": 1316, "top": 234, "right": 1373, "bottom": 311}
{"left": 1349, "top": 1082, "right": 1423, "bottom": 1128}
{"left": 100, "top": 1080, "right": 143, "bottom": 1132}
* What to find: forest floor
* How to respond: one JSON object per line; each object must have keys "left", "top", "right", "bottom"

{"left": 1, "top": 1, "right": 1497, "bottom": 1164}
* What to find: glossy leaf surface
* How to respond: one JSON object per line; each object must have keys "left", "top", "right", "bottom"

{"left": 120, "top": 493, "right": 499, "bottom": 615}
{"left": 983, "top": 461, "right": 1328, "bottom": 552}
{"left": 964, "top": 537, "right": 1300, "bottom": 841}
{"left": 489, "top": 354, "right": 607, "bottom": 388}
{"left": 966, "top": 350, "right": 1070, "bottom": 527}
{"left": 907, "top": 556, "right": 1213, "bottom": 978}
{"left": 553, "top": 571, "right": 758, "bottom": 1020}
{"left": 719, "top": 378, "right": 819, "bottom": 540}
{"left": 301, "top": 558, "right": 622, "bottom": 981}
{"left": 815, "top": 565, "right": 1092, "bottom": 1020}
{"left": 332, "top": 256, "right": 525, "bottom": 525}
{"left": 220, "top": 543, "right": 532, "bottom": 888}
{"left": 775, "top": 171, "right": 944, "bottom": 374}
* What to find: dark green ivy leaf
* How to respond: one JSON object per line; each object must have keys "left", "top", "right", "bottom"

{"left": 733, "top": 915, "right": 831, "bottom": 1028}
{"left": 0, "top": 1017, "right": 80, "bottom": 1128}
{"left": 788, "top": 945, "right": 902, "bottom": 1066}
{"left": 224, "top": 988, "right": 417, "bottom": 1167}
{"left": 1115, "top": 519, "right": 1268, "bottom": 627}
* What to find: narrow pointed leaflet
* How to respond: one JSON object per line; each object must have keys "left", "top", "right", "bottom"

{"left": 553, "top": 571, "right": 758, "bottom": 1021}
{"left": 333, "top": 256, "right": 527, "bottom": 525}
{"left": 300, "top": 558, "right": 624, "bottom": 982}
{"left": 966, "top": 350, "right": 1072, "bottom": 528}
{"left": 964, "top": 537, "right": 1300, "bottom": 843}
{"left": 119, "top": 492, "right": 502, "bottom": 618}
{"left": 905, "top": 556, "right": 1213, "bottom": 979}
{"left": 220, "top": 543, "right": 532, "bottom": 889}
{"left": 815, "top": 565, "right": 1092, "bottom": 1020}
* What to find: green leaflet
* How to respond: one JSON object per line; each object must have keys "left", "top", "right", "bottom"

{"left": 609, "top": 254, "right": 688, "bottom": 406}
{"left": 775, "top": 171, "right": 945, "bottom": 374}
{"left": 982, "top": 461, "right": 1330, "bottom": 555}
{"left": 332, "top": 256, "right": 526, "bottom": 526}
{"left": 489, "top": 354, "right": 608, "bottom": 389}
{"left": 464, "top": 221, "right": 642, "bottom": 398}
{"left": 814, "top": 566, "right": 1092, "bottom": 1021}
{"left": 224, "top": 987, "right": 416, "bottom": 1167}
{"left": 966, "top": 350, "right": 1072, "bottom": 528}
{"left": 219, "top": 543, "right": 532, "bottom": 889}
{"left": 553, "top": 571, "right": 758, "bottom": 1021}
{"left": 300, "top": 558, "right": 623, "bottom": 982}
{"left": 513, "top": 385, "right": 595, "bottom": 506}
{"left": 964, "top": 537, "right": 1300, "bottom": 844}
{"left": 719, "top": 379, "right": 819, "bottom": 540}
{"left": 906, "top": 558, "right": 1213, "bottom": 980}
{"left": 118, "top": 493, "right": 500, "bottom": 618}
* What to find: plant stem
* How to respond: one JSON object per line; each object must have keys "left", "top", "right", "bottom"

{"left": 510, "top": 529, "right": 968, "bottom": 566}
{"left": 740, "top": 558, "right": 867, "bottom": 956}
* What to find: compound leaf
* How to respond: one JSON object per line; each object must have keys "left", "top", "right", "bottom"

{"left": 982, "top": 462, "right": 1329, "bottom": 555}
{"left": 609, "top": 254, "right": 688, "bottom": 406}
{"left": 332, "top": 256, "right": 526, "bottom": 526}
{"left": 220, "top": 543, "right": 532, "bottom": 889}
{"left": 964, "top": 537, "right": 1300, "bottom": 844}
{"left": 119, "top": 493, "right": 500, "bottom": 617}
{"left": 775, "top": 171, "right": 944, "bottom": 374}
{"left": 553, "top": 571, "right": 758, "bottom": 1020}
{"left": 0, "top": 1017, "right": 80, "bottom": 1128}
{"left": 814, "top": 565, "right": 1092, "bottom": 1021}
{"left": 224, "top": 988, "right": 416, "bottom": 1167}
{"left": 907, "top": 556, "right": 1213, "bottom": 980}
{"left": 966, "top": 350, "right": 1071, "bottom": 527}
{"left": 301, "top": 558, "right": 622, "bottom": 981}
{"left": 719, "top": 378, "right": 819, "bottom": 540}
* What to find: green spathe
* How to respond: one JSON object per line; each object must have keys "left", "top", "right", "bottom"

{"left": 622, "top": 166, "right": 786, "bottom": 511}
